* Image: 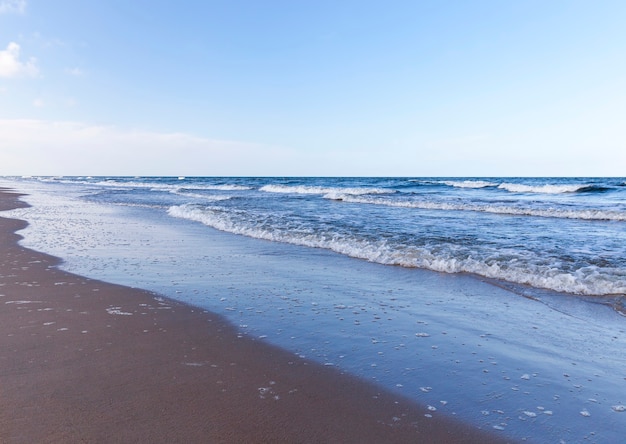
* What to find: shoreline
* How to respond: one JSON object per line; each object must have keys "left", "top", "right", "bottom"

{"left": 0, "top": 188, "right": 507, "bottom": 443}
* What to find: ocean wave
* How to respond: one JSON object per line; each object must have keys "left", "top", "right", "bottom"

{"left": 33, "top": 177, "right": 166, "bottom": 191}
{"left": 324, "top": 195, "right": 626, "bottom": 221}
{"left": 433, "top": 179, "right": 612, "bottom": 194}
{"left": 167, "top": 204, "right": 626, "bottom": 296}
{"left": 441, "top": 180, "right": 498, "bottom": 188}
{"left": 112, "top": 202, "right": 167, "bottom": 209}
{"left": 259, "top": 184, "right": 394, "bottom": 196}
{"left": 30, "top": 177, "right": 253, "bottom": 192}
{"left": 188, "top": 184, "right": 253, "bottom": 191}
{"left": 170, "top": 189, "right": 233, "bottom": 201}
{"left": 74, "top": 179, "right": 176, "bottom": 190}
{"left": 572, "top": 185, "right": 612, "bottom": 193}
{"left": 100, "top": 180, "right": 253, "bottom": 192}
{"left": 497, "top": 183, "right": 596, "bottom": 194}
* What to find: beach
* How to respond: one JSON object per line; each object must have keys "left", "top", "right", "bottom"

{"left": 2, "top": 177, "right": 626, "bottom": 443}
{"left": 0, "top": 188, "right": 507, "bottom": 442}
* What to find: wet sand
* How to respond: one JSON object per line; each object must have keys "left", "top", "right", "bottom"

{"left": 0, "top": 189, "right": 507, "bottom": 443}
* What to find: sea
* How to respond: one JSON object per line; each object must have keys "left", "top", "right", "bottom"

{"left": 3, "top": 176, "right": 626, "bottom": 442}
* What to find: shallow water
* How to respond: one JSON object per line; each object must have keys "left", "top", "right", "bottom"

{"left": 3, "top": 178, "right": 626, "bottom": 443}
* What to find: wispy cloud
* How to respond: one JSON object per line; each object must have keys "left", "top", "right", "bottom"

{"left": 0, "top": 0, "right": 26, "bottom": 14}
{"left": 0, "top": 42, "right": 39, "bottom": 78}
{"left": 0, "top": 119, "right": 293, "bottom": 176}
{"left": 33, "top": 98, "right": 44, "bottom": 107}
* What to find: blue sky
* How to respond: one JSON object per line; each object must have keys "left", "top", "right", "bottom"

{"left": 1, "top": 0, "right": 625, "bottom": 176}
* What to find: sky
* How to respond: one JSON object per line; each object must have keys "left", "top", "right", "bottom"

{"left": 1, "top": 0, "right": 625, "bottom": 176}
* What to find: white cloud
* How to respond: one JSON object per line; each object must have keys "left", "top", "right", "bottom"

{"left": 0, "top": 0, "right": 26, "bottom": 14}
{"left": 0, "top": 42, "right": 39, "bottom": 78}
{"left": 0, "top": 119, "right": 296, "bottom": 176}
{"left": 33, "top": 98, "right": 44, "bottom": 107}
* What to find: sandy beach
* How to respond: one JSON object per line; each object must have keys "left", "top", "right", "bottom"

{"left": 0, "top": 188, "right": 507, "bottom": 442}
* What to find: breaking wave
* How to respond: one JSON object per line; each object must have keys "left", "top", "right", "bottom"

{"left": 441, "top": 180, "right": 498, "bottom": 189}
{"left": 167, "top": 204, "right": 626, "bottom": 296}
{"left": 437, "top": 180, "right": 611, "bottom": 194}
{"left": 497, "top": 183, "right": 606, "bottom": 194}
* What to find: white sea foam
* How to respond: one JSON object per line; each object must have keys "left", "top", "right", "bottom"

{"left": 260, "top": 184, "right": 393, "bottom": 196}
{"left": 167, "top": 204, "right": 626, "bottom": 296}
{"left": 442, "top": 180, "right": 498, "bottom": 188}
{"left": 328, "top": 195, "right": 626, "bottom": 221}
{"left": 5, "top": 300, "right": 42, "bottom": 304}
{"left": 106, "top": 307, "right": 133, "bottom": 315}
{"left": 497, "top": 183, "right": 590, "bottom": 194}
{"left": 435, "top": 178, "right": 603, "bottom": 194}
{"left": 418, "top": 179, "right": 596, "bottom": 194}
{"left": 32, "top": 177, "right": 252, "bottom": 192}
{"left": 90, "top": 179, "right": 176, "bottom": 190}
